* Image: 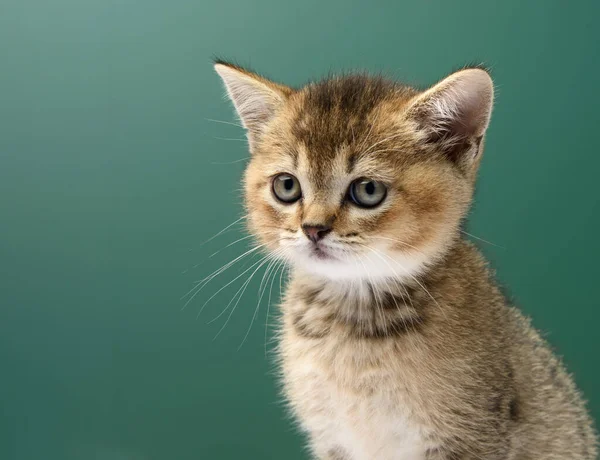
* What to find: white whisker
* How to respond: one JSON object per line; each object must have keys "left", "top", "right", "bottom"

{"left": 211, "top": 157, "right": 250, "bottom": 165}
{"left": 356, "top": 252, "right": 386, "bottom": 329}
{"left": 359, "top": 244, "right": 419, "bottom": 334}
{"left": 205, "top": 118, "right": 244, "bottom": 129}
{"left": 196, "top": 251, "right": 271, "bottom": 318}
{"left": 461, "top": 230, "right": 504, "bottom": 249}
{"left": 358, "top": 110, "right": 380, "bottom": 152}
{"left": 264, "top": 261, "right": 283, "bottom": 356}
{"left": 213, "top": 250, "right": 283, "bottom": 340}
{"left": 207, "top": 253, "right": 276, "bottom": 326}
{"left": 180, "top": 244, "right": 263, "bottom": 306}
{"left": 362, "top": 132, "right": 406, "bottom": 156}
{"left": 369, "top": 245, "right": 447, "bottom": 321}
{"left": 197, "top": 215, "right": 247, "bottom": 248}
{"left": 208, "top": 234, "right": 257, "bottom": 259}
{"left": 213, "top": 137, "right": 247, "bottom": 142}
{"left": 368, "top": 235, "right": 428, "bottom": 256}
{"left": 239, "top": 256, "right": 282, "bottom": 350}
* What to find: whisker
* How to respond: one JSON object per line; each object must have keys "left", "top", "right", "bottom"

{"left": 213, "top": 250, "right": 283, "bottom": 340}
{"left": 181, "top": 254, "right": 258, "bottom": 311}
{"left": 279, "top": 263, "right": 286, "bottom": 296}
{"left": 265, "top": 261, "right": 286, "bottom": 356}
{"left": 213, "top": 137, "right": 247, "bottom": 142}
{"left": 238, "top": 256, "right": 282, "bottom": 350}
{"left": 362, "top": 132, "right": 406, "bottom": 156}
{"left": 207, "top": 232, "right": 278, "bottom": 259}
{"left": 355, "top": 252, "right": 386, "bottom": 329}
{"left": 194, "top": 251, "right": 270, "bottom": 317}
{"left": 368, "top": 236, "right": 428, "bottom": 256}
{"left": 211, "top": 158, "right": 249, "bottom": 165}
{"left": 264, "top": 262, "right": 280, "bottom": 356}
{"left": 358, "top": 110, "right": 380, "bottom": 152}
{"left": 359, "top": 245, "right": 419, "bottom": 333}
{"left": 365, "top": 245, "right": 448, "bottom": 321}
{"left": 205, "top": 118, "right": 244, "bottom": 129}
{"left": 180, "top": 244, "right": 263, "bottom": 303}
{"left": 207, "top": 235, "right": 255, "bottom": 259}
{"left": 350, "top": 254, "right": 368, "bottom": 326}
{"left": 196, "top": 215, "right": 247, "bottom": 248}
{"left": 357, "top": 147, "right": 399, "bottom": 158}
{"left": 460, "top": 230, "right": 505, "bottom": 249}
{"left": 207, "top": 262, "right": 261, "bottom": 325}
{"left": 257, "top": 256, "right": 279, "bottom": 299}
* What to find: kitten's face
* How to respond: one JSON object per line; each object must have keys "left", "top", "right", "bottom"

{"left": 216, "top": 65, "right": 493, "bottom": 282}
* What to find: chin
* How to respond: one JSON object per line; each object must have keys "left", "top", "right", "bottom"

{"left": 289, "top": 245, "right": 431, "bottom": 283}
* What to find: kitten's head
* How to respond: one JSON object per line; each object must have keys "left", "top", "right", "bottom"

{"left": 215, "top": 62, "right": 493, "bottom": 282}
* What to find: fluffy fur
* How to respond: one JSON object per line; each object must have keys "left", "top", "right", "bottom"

{"left": 215, "top": 61, "right": 598, "bottom": 459}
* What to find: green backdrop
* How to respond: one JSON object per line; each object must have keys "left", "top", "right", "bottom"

{"left": 1, "top": 1, "right": 599, "bottom": 459}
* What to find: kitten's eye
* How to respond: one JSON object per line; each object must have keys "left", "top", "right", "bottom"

{"left": 349, "top": 179, "right": 387, "bottom": 208}
{"left": 272, "top": 174, "right": 302, "bottom": 203}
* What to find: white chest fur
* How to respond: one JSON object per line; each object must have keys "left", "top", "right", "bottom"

{"left": 281, "top": 329, "right": 436, "bottom": 460}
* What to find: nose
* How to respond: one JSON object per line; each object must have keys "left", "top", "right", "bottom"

{"left": 302, "top": 223, "right": 332, "bottom": 243}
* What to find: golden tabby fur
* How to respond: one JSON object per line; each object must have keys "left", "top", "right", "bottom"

{"left": 215, "top": 61, "right": 598, "bottom": 459}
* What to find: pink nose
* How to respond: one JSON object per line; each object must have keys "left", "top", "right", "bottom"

{"left": 302, "top": 224, "right": 332, "bottom": 243}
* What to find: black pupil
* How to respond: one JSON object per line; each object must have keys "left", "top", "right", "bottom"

{"left": 365, "top": 181, "right": 375, "bottom": 195}
{"left": 283, "top": 178, "right": 294, "bottom": 191}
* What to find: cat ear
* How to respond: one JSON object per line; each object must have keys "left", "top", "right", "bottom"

{"left": 214, "top": 61, "right": 291, "bottom": 143}
{"left": 406, "top": 68, "right": 494, "bottom": 165}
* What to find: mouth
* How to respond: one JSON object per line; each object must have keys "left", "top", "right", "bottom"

{"left": 309, "top": 244, "right": 337, "bottom": 261}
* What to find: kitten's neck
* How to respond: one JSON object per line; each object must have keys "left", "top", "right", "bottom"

{"left": 285, "top": 239, "right": 468, "bottom": 340}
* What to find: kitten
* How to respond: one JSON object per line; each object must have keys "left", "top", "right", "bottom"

{"left": 214, "top": 61, "right": 598, "bottom": 459}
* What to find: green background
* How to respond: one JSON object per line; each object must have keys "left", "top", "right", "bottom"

{"left": 1, "top": 1, "right": 599, "bottom": 459}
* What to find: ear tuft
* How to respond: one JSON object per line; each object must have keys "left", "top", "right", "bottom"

{"left": 407, "top": 68, "right": 494, "bottom": 163}
{"left": 214, "top": 62, "right": 290, "bottom": 139}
